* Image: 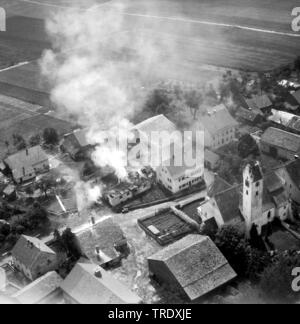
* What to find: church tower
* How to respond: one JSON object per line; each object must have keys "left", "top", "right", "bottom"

{"left": 242, "top": 161, "right": 263, "bottom": 234}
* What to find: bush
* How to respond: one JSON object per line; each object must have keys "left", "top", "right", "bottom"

{"left": 260, "top": 251, "right": 300, "bottom": 303}
{"left": 43, "top": 128, "right": 59, "bottom": 145}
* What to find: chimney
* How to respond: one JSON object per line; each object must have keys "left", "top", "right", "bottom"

{"left": 94, "top": 269, "right": 102, "bottom": 279}
{"left": 91, "top": 216, "right": 96, "bottom": 226}
{"left": 25, "top": 148, "right": 29, "bottom": 156}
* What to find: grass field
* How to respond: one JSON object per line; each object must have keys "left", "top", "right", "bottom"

{"left": 0, "top": 0, "right": 298, "bottom": 90}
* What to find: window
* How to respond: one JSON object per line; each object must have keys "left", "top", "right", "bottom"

{"left": 256, "top": 191, "right": 259, "bottom": 196}
{"left": 256, "top": 182, "right": 260, "bottom": 187}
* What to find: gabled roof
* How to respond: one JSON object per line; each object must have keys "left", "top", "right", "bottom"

{"left": 261, "top": 127, "right": 300, "bottom": 153}
{"left": 60, "top": 261, "right": 141, "bottom": 304}
{"left": 199, "top": 105, "right": 238, "bottom": 136}
{"left": 4, "top": 146, "right": 48, "bottom": 180}
{"left": 77, "top": 217, "right": 126, "bottom": 264}
{"left": 133, "top": 115, "right": 177, "bottom": 135}
{"left": 205, "top": 149, "right": 220, "bottom": 165}
{"left": 207, "top": 175, "right": 231, "bottom": 197}
{"left": 13, "top": 271, "right": 63, "bottom": 304}
{"left": 214, "top": 186, "right": 243, "bottom": 224}
{"left": 245, "top": 94, "right": 272, "bottom": 110}
{"left": 236, "top": 108, "right": 262, "bottom": 122}
{"left": 285, "top": 159, "right": 300, "bottom": 188}
{"left": 291, "top": 89, "right": 300, "bottom": 105}
{"left": 12, "top": 235, "right": 56, "bottom": 270}
{"left": 163, "top": 144, "right": 203, "bottom": 179}
{"left": 148, "top": 235, "right": 236, "bottom": 300}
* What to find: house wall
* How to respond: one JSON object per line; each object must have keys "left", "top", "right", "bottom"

{"left": 13, "top": 253, "right": 59, "bottom": 281}
{"left": 148, "top": 259, "right": 182, "bottom": 293}
{"left": 275, "top": 168, "right": 300, "bottom": 204}
{"left": 260, "top": 142, "right": 298, "bottom": 161}
{"left": 157, "top": 166, "right": 204, "bottom": 194}
{"left": 207, "top": 127, "right": 236, "bottom": 149}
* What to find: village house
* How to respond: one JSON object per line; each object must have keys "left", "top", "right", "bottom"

{"left": 244, "top": 94, "right": 273, "bottom": 115}
{"left": 60, "top": 129, "right": 93, "bottom": 160}
{"left": 60, "top": 261, "right": 142, "bottom": 304}
{"left": 156, "top": 145, "right": 205, "bottom": 194}
{"left": 199, "top": 104, "right": 238, "bottom": 149}
{"left": 76, "top": 217, "right": 128, "bottom": 269}
{"left": 236, "top": 107, "right": 265, "bottom": 125}
{"left": 12, "top": 235, "right": 60, "bottom": 281}
{"left": 204, "top": 149, "right": 220, "bottom": 170}
{"left": 198, "top": 162, "right": 292, "bottom": 235}
{"left": 4, "top": 146, "right": 49, "bottom": 184}
{"left": 260, "top": 127, "right": 300, "bottom": 161}
{"left": 129, "top": 114, "right": 180, "bottom": 168}
{"left": 268, "top": 110, "right": 300, "bottom": 134}
{"left": 285, "top": 89, "right": 300, "bottom": 111}
{"left": 12, "top": 271, "right": 63, "bottom": 304}
{"left": 148, "top": 234, "right": 237, "bottom": 301}
{"left": 275, "top": 159, "right": 300, "bottom": 205}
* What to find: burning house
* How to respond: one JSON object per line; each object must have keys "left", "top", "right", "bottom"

{"left": 104, "top": 171, "right": 153, "bottom": 208}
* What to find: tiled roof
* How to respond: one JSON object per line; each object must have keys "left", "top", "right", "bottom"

{"left": 13, "top": 271, "right": 63, "bottom": 304}
{"left": 207, "top": 175, "right": 231, "bottom": 197}
{"left": 12, "top": 235, "right": 56, "bottom": 270}
{"left": 4, "top": 146, "right": 48, "bottom": 180}
{"left": 236, "top": 108, "right": 262, "bottom": 122}
{"left": 77, "top": 217, "right": 126, "bottom": 263}
{"left": 199, "top": 105, "right": 238, "bottom": 136}
{"left": 285, "top": 159, "right": 300, "bottom": 188}
{"left": 148, "top": 235, "right": 236, "bottom": 300}
{"left": 214, "top": 186, "right": 243, "bottom": 224}
{"left": 261, "top": 127, "right": 300, "bottom": 153}
{"left": 60, "top": 261, "right": 141, "bottom": 304}
{"left": 291, "top": 89, "right": 300, "bottom": 104}
{"left": 245, "top": 94, "right": 272, "bottom": 110}
{"left": 133, "top": 115, "right": 177, "bottom": 134}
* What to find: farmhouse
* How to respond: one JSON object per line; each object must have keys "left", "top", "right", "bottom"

{"left": 13, "top": 271, "right": 63, "bottom": 304}
{"left": 4, "top": 145, "right": 49, "bottom": 183}
{"left": 148, "top": 234, "right": 237, "bottom": 301}
{"left": 268, "top": 110, "right": 300, "bottom": 134}
{"left": 204, "top": 149, "right": 220, "bottom": 170}
{"left": 245, "top": 94, "right": 273, "bottom": 115}
{"left": 130, "top": 114, "right": 179, "bottom": 167}
{"left": 60, "top": 261, "right": 141, "bottom": 304}
{"left": 61, "top": 129, "right": 93, "bottom": 160}
{"left": 156, "top": 144, "right": 204, "bottom": 194}
{"left": 12, "top": 235, "right": 60, "bottom": 281}
{"left": 285, "top": 89, "right": 300, "bottom": 111}
{"left": 236, "top": 107, "right": 265, "bottom": 125}
{"left": 275, "top": 159, "right": 300, "bottom": 205}
{"left": 77, "top": 217, "right": 128, "bottom": 268}
{"left": 199, "top": 105, "right": 238, "bottom": 149}
{"left": 198, "top": 162, "right": 292, "bottom": 235}
{"left": 260, "top": 127, "right": 300, "bottom": 161}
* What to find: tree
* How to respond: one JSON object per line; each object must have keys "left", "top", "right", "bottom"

{"left": 29, "top": 134, "right": 41, "bottom": 147}
{"left": 260, "top": 251, "right": 300, "bottom": 303}
{"left": 238, "top": 134, "right": 259, "bottom": 158}
{"left": 184, "top": 89, "right": 204, "bottom": 120}
{"left": 214, "top": 225, "right": 270, "bottom": 280}
{"left": 12, "top": 134, "right": 26, "bottom": 151}
{"left": 43, "top": 128, "right": 59, "bottom": 145}
{"left": 61, "top": 228, "right": 82, "bottom": 260}
{"left": 214, "top": 225, "right": 251, "bottom": 276}
{"left": 36, "top": 177, "right": 57, "bottom": 197}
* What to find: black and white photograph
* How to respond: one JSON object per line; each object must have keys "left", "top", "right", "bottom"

{"left": 0, "top": 0, "right": 300, "bottom": 308}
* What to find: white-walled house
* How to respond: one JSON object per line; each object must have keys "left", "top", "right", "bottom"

{"left": 156, "top": 145, "right": 205, "bottom": 194}
{"left": 12, "top": 236, "right": 60, "bottom": 281}
{"left": 4, "top": 146, "right": 49, "bottom": 184}
{"left": 199, "top": 105, "right": 238, "bottom": 149}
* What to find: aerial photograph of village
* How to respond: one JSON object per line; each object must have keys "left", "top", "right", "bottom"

{"left": 0, "top": 0, "right": 300, "bottom": 307}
